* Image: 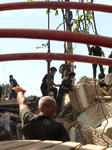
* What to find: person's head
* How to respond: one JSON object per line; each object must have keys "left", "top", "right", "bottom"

{"left": 9, "top": 75, "right": 13, "bottom": 79}
{"left": 50, "top": 67, "right": 57, "bottom": 75}
{"left": 93, "top": 45, "right": 96, "bottom": 48}
{"left": 38, "top": 96, "right": 56, "bottom": 119}
{"left": 98, "top": 73, "right": 105, "bottom": 79}
{"left": 67, "top": 72, "right": 76, "bottom": 80}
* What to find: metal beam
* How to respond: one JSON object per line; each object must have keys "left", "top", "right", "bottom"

{"left": 0, "top": 28, "right": 112, "bottom": 48}
{"left": 0, "top": 53, "right": 112, "bottom": 67}
{"left": 0, "top": 2, "right": 112, "bottom": 13}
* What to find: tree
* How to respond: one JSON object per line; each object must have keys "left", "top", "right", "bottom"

{"left": 1, "top": 83, "right": 10, "bottom": 96}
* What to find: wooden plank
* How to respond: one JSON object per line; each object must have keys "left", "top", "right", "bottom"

{"left": 44, "top": 141, "right": 82, "bottom": 150}
{"left": 79, "top": 144, "right": 106, "bottom": 150}
{"left": 14, "top": 140, "right": 62, "bottom": 150}
{"left": 0, "top": 140, "right": 16, "bottom": 146}
{"left": 0, "top": 140, "right": 41, "bottom": 150}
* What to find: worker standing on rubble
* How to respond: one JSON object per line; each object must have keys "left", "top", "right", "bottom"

{"left": 11, "top": 87, "right": 70, "bottom": 142}
{"left": 59, "top": 61, "right": 72, "bottom": 79}
{"left": 9, "top": 75, "right": 19, "bottom": 100}
{"left": 56, "top": 72, "right": 76, "bottom": 116}
{"left": 89, "top": 45, "right": 105, "bottom": 78}
{"left": 40, "top": 67, "right": 60, "bottom": 99}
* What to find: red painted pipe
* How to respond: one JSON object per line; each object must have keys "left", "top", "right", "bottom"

{"left": 0, "top": 28, "right": 112, "bottom": 48}
{"left": 0, "top": 53, "right": 112, "bottom": 67}
{"left": 0, "top": 1, "right": 112, "bottom": 13}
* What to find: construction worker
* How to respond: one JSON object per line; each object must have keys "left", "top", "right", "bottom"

{"left": 89, "top": 45, "right": 105, "bottom": 78}
{"left": 59, "top": 61, "right": 72, "bottom": 79}
{"left": 56, "top": 72, "right": 75, "bottom": 116}
{"left": 108, "top": 51, "right": 112, "bottom": 74}
{"left": 9, "top": 75, "right": 19, "bottom": 100}
{"left": 40, "top": 67, "right": 60, "bottom": 99}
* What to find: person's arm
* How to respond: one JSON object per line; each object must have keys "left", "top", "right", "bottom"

{"left": 11, "top": 114, "right": 18, "bottom": 119}
{"left": 17, "top": 83, "right": 19, "bottom": 87}
{"left": 17, "top": 91, "right": 28, "bottom": 113}
{"left": 61, "top": 85, "right": 69, "bottom": 90}
{"left": 101, "top": 49, "right": 105, "bottom": 57}
{"left": 63, "top": 70, "right": 67, "bottom": 77}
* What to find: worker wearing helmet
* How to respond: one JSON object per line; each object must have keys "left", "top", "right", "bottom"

{"left": 56, "top": 71, "right": 76, "bottom": 116}
{"left": 40, "top": 67, "right": 60, "bottom": 99}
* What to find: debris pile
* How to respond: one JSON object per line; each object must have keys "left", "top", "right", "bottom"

{"left": 55, "top": 73, "right": 112, "bottom": 148}
{"left": 1, "top": 74, "right": 112, "bottom": 148}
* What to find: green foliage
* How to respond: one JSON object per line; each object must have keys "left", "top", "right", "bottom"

{"left": 73, "top": 0, "right": 95, "bottom": 34}
{"left": 1, "top": 83, "right": 10, "bottom": 96}
{"left": 27, "top": 0, "right": 33, "bottom": 2}
{"left": 46, "top": 8, "right": 59, "bottom": 16}
{"left": 36, "top": 43, "right": 48, "bottom": 49}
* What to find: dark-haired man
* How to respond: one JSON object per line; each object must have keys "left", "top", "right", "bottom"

{"left": 40, "top": 67, "right": 60, "bottom": 99}
{"left": 9, "top": 75, "right": 19, "bottom": 99}
{"left": 56, "top": 72, "right": 76, "bottom": 116}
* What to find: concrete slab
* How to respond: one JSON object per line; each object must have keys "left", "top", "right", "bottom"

{"left": 79, "top": 144, "right": 106, "bottom": 150}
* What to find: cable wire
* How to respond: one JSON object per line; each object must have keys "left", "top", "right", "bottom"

{"left": 0, "top": 45, "right": 7, "bottom": 84}
{"left": 94, "top": 78, "right": 109, "bottom": 145}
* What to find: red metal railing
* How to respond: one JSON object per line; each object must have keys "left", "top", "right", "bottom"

{"left": 0, "top": 53, "right": 112, "bottom": 66}
{"left": 0, "top": 1, "right": 112, "bottom": 13}
{"left": 0, "top": 1, "right": 112, "bottom": 66}
{"left": 0, "top": 28, "right": 112, "bottom": 49}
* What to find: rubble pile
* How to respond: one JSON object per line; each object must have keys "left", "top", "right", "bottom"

{"left": 1, "top": 74, "right": 112, "bottom": 148}
{"left": 56, "top": 74, "right": 112, "bottom": 148}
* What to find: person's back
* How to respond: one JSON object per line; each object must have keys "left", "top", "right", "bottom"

{"left": 10, "top": 78, "right": 17, "bottom": 87}
{"left": 22, "top": 112, "right": 69, "bottom": 141}
{"left": 11, "top": 87, "right": 70, "bottom": 142}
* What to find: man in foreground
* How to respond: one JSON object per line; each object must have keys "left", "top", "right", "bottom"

{"left": 12, "top": 87, "right": 70, "bottom": 142}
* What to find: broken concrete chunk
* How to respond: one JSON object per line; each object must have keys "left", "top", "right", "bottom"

{"left": 77, "top": 76, "right": 99, "bottom": 85}
{"left": 96, "top": 118, "right": 112, "bottom": 140}
{"left": 77, "top": 102, "right": 109, "bottom": 128}
{"left": 79, "top": 144, "right": 106, "bottom": 150}
{"left": 104, "top": 73, "right": 112, "bottom": 86}
{"left": 69, "top": 82, "right": 103, "bottom": 113}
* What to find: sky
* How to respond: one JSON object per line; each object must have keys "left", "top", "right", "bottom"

{"left": 0, "top": 0, "right": 112, "bottom": 97}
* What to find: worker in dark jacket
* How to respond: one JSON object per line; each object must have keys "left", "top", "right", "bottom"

{"left": 56, "top": 72, "right": 76, "bottom": 116}
{"left": 40, "top": 67, "right": 60, "bottom": 99}
{"left": 89, "top": 45, "right": 105, "bottom": 78}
